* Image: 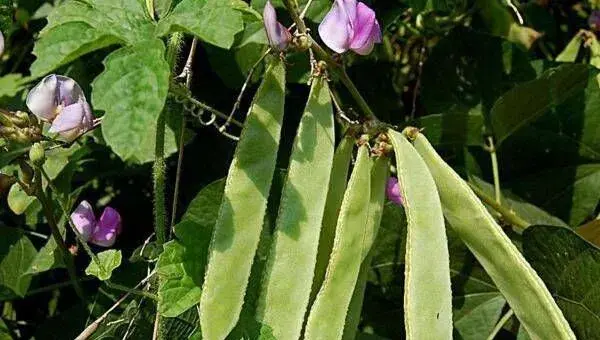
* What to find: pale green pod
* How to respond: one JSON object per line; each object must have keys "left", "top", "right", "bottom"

{"left": 199, "top": 59, "right": 286, "bottom": 340}
{"left": 388, "top": 129, "right": 453, "bottom": 340}
{"left": 256, "top": 77, "right": 335, "bottom": 340}
{"left": 343, "top": 156, "right": 390, "bottom": 340}
{"left": 411, "top": 131, "right": 576, "bottom": 340}
{"left": 304, "top": 145, "right": 372, "bottom": 340}
{"left": 312, "top": 136, "right": 354, "bottom": 300}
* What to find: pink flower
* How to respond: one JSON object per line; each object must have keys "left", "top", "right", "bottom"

{"left": 263, "top": 0, "right": 291, "bottom": 51}
{"left": 71, "top": 200, "right": 122, "bottom": 247}
{"left": 0, "top": 30, "right": 4, "bottom": 58}
{"left": 386, "top": 177, "right": 403, "bottom": 206}
{"left": 26, "top": 75, "right": 94, "bottom": 141}
{"left": 318, "top": 0, "right": 382, "bottom": 55}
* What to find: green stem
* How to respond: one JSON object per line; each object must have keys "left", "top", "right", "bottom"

{"left": 281, "top": 0, "right": 377, "bottom": 120}
{"left": 486, "top": 308, "right": 514, "bottom": 340}
{"left": 33, "top": 172, "right": 85, "bottom": 300}
{"left": 169, "top": 86, "right": 244, "bottom": 128}
{"left": 154, "top": 111, "right": 167, "bottom": 246}
{"left": 467, "top": 182, "right": 530, "bottom": 230}
{"left": 106, "top": 281, "right": 158, "bottom": 300}
{"left": 26, "top": 277, "right": 95, "bottom": 297}
{"left": 487, "top": 136, "right": 502, "bottom": 204}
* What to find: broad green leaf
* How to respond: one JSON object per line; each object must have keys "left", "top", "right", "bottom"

{"left": 93, "top": 40, "right": 175, "bottom": 164}
{"left": 507, "top": 164, "right": 600, "bottom": 227}
{"left": 157, "top": 176, "right": 220, "bottom": 317}
{"left": 0, "top": 318, "right": 10, "bottom": 340}
{"left": 556, "top": 34, "right": 583, "bottom": 62}
{"left": 257, "top": 77, "right": 335, "bottom": 340}
{"left": 476, "top": 0, "right": 540, "bottom": 49}
{"left": 0, "top": 74, "right": 29, "bottom": 99}
{"left": 523, "top": 225, "right": 600, "bottom": 340}
{"left": 31, "top": 0, "right": 154, "bottom": 76}
{"left": 251, "top": 0, "right": 331, "bottom": 23}
{"left": 413, "top": 132, "right": 576, "bottom": 340}
{"left": 157, "top": 0, "right": 244, "bottom": 49}
{"left": 312, "top": 137, "right": 354, "bottom": 301}
{"left": 389, "top": 129, "right": 453, "bottom": 340}
{"left": 0, "top": 227, "right": 36, "bottom": 298}
{"left": 26, "top": 228, "right": 66, "bottom": 275}
{"left": 304, "top": 146, "right": 372, "bottom": 340}
{"left": 7, "top": 184, "right": 35, "bottom": 215}
{"left": 200, "top": 58, "right": 286, "bottom": 340}
{"left": 416, "top": 111, "right": 485, "bottom": 146}
{"left": 469, "top": 175, "right": 568, "bottom": 227}
{"left": 343, "top": 157, "right": 389, "bottom": 340}
{"left": 0, "top": 147, "right": 29, "bottom": 170}
{"left": 491, "top": 64, "right": 590, "bottom": 145}
{"left": 85, "top": 249, "right": 122, "bottom": 281}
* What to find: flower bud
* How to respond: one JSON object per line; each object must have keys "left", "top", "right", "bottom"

{"left": 263, "top": 0, "right": 292, "bottom": 51}
{"left": 386, "top": 177, "right": 403, "bottom": 206}
{"left": 29, "top": 142, "right": 46, "bottom": 166}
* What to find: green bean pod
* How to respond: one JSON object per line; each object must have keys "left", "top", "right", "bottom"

{"left": 256, "top": 77, "right": 335, "bottom": 340}
{"left": 199, "top": 59, "right": 286, "bottom": 340}
{"left": 312, "top": 136, "right": 354, "bottom": 300}
{"left": 411, "top": 130, "right": 576, "bottom": 340}
{"left": 343, "top": 156, "right": 390, "bottom": 340}
{"left": 304, "top": 145, "right": 372, "bottom": 340}
{"left": 388, "top": 129, "right": 453, "bottom": 340}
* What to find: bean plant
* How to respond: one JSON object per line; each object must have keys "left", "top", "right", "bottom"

{"left": 0, "top": 0, "right": 599, "bottom": 339}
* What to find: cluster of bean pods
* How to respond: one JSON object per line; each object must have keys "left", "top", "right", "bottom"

{"left": 194, "top": 59, "right": 575, "bottom": 340}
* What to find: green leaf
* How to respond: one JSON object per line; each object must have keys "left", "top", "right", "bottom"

{"left": 257, "top": 78, "right": 335, "bottom": 340}
{"left": 416, "top": 111, "right": 485, "bottom": 146}
{"left": 93, "top": 40, "right": 175, "bottom": 164}
{"left": 31, "top": 0, "right": 154, "bottom": 76}
{"left": 523, "top": 225, "right": 600, "bottom": 340}
{"left": 157, "top": 0, "right": 244, "bottom": 49}
{"left": 26, "top": 229, "right": 66, "bottom": 275}
{"left": 0, "top": 74, "right": 29, "bottom": 99}
{"left": 389, "top": 130, "right": 453, "bottom": 339}
{"left": 0, "top": 147, "right": 29, "bottom": 170}
{"left": 200, "top": 58, "right": 286, "bottom": 340}
{"left": 0, "top": 227, "right": 36, "bottom": 298}
{"left": 251, "top": 0, "right": 330, "bottom": 23}
{"left": 85, "top": 249, "right": 122, "bottom": 281}
{"left": 491, "top": 64, "right": 590, "bottom": 145}
{"left": 304, "top": 146, "right": 373, "bottom": 340}
{"left": 556, "top": 34, "right": 583, "bottom": 63}
{"left": 7, "top": 184, "right": 35, "bottom": 215}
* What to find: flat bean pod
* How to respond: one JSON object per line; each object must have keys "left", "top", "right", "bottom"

{"left": 257, "top": 77, "right": 335, "bottom": 340}
{"left": 412, "top": 130, "right": 576, "bottom": 340}
{"left": 304, "top": 145, "right": 372, "bottom": 340}
{"left": 343, "top": 156, "right": 390, "bottom": 340}
{"left": 199, "top": 59, "right": 286, "bottom": 340}
{"left": 388, "top": 129, "right": 453, "bottom": 340}
{"left": 311, "top": 136, "right": 354, "bottom": 301}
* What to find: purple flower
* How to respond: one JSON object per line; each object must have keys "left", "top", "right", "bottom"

{"left": 0, "top": 30, "right": 4, "bottom": 58}
{"left": 386, "top": 177, "right": 403, "bottom": 206}
{"left": 26, "top": 75, "right": 94, "bottom": 141}
{"left": 590, "top": 11, "right": 600, "bottom": 31}
{"left": 71, "top": 200, "right": 122, "bottom": 247}
{"left": 263, "top": 0, "right": 291, "bottom": 51}
{"left": 318, "top": 0, "right": 382, "bottom": 55}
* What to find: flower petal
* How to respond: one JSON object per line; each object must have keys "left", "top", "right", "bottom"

{"left": 49, "top": 102, "right": 85, "bottom": 133}
{"left": 26, "top": 74, "right": 59, "bottom": 121}
{"left": 56, "top": 75, "right": 86, "bottom": 106}
{"left": 71, "top": 200, "right": 96, "bottom": 241}
{"left": 263, "top": 0, "right": 291, "bottom": 51}
{"left": 318, "top": 0, "right": 355, "bottom": 53}
{"left": 90, "top": 207, "right": 121, "bottom": 247}
{"left": 386, "top": 177, "right": 403, "bottom": 206}
{"left": 349, "top": 2, "right": 376, "bottom": 50}
{"left": 0, "top": 30, "right": 4, "bottom": 57}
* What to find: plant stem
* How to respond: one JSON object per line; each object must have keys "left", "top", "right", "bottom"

{"left": 105, "top": 281, "right": 158, "bottom": 300}
{"left": 487, "top": 136, "right": 502, "bottom": 204}
{"left": 169, "top": 87, "right": 244, "bottom": 128}
{"left": 486, "top": 308, "right": 514, "bottom": 340}
{"left": 33, "top": 172, "right": 85, "bottom": 300}
{"left": 154, "top": 111, "right": 167, "bottom": 246}
{"left": 26, "top": 277, "right": 95, "bottom": 297}
{"left": 467, "top": 182, "right": 530, "bottom": 230}
{"left": 281, "top": 0, "right": 377, "bottom": 121}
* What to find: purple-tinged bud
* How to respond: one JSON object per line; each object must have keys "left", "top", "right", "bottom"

{"left": 590, "top": 11, "right": 600, "bottom": 31}
{"left": 386, "top": 177, "right": 403, "bottom": 206}
{"left": 263, "top": 0, "right": 292, "bottom": 51}
{"left": 26, "top": 75, "right": 94, "bottom": 141}
{"left": 318, "top": 0, "right": 382, "bottom": 55}
{"left": 70, "top": 200, "right": 122, "bottom": 247}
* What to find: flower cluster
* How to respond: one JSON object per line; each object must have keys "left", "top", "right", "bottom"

{"left": 26, "top": 74, "right": 94, "bottom": 141}
{"left": 71, "top": 201, "right": 122, "bottom": 247}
